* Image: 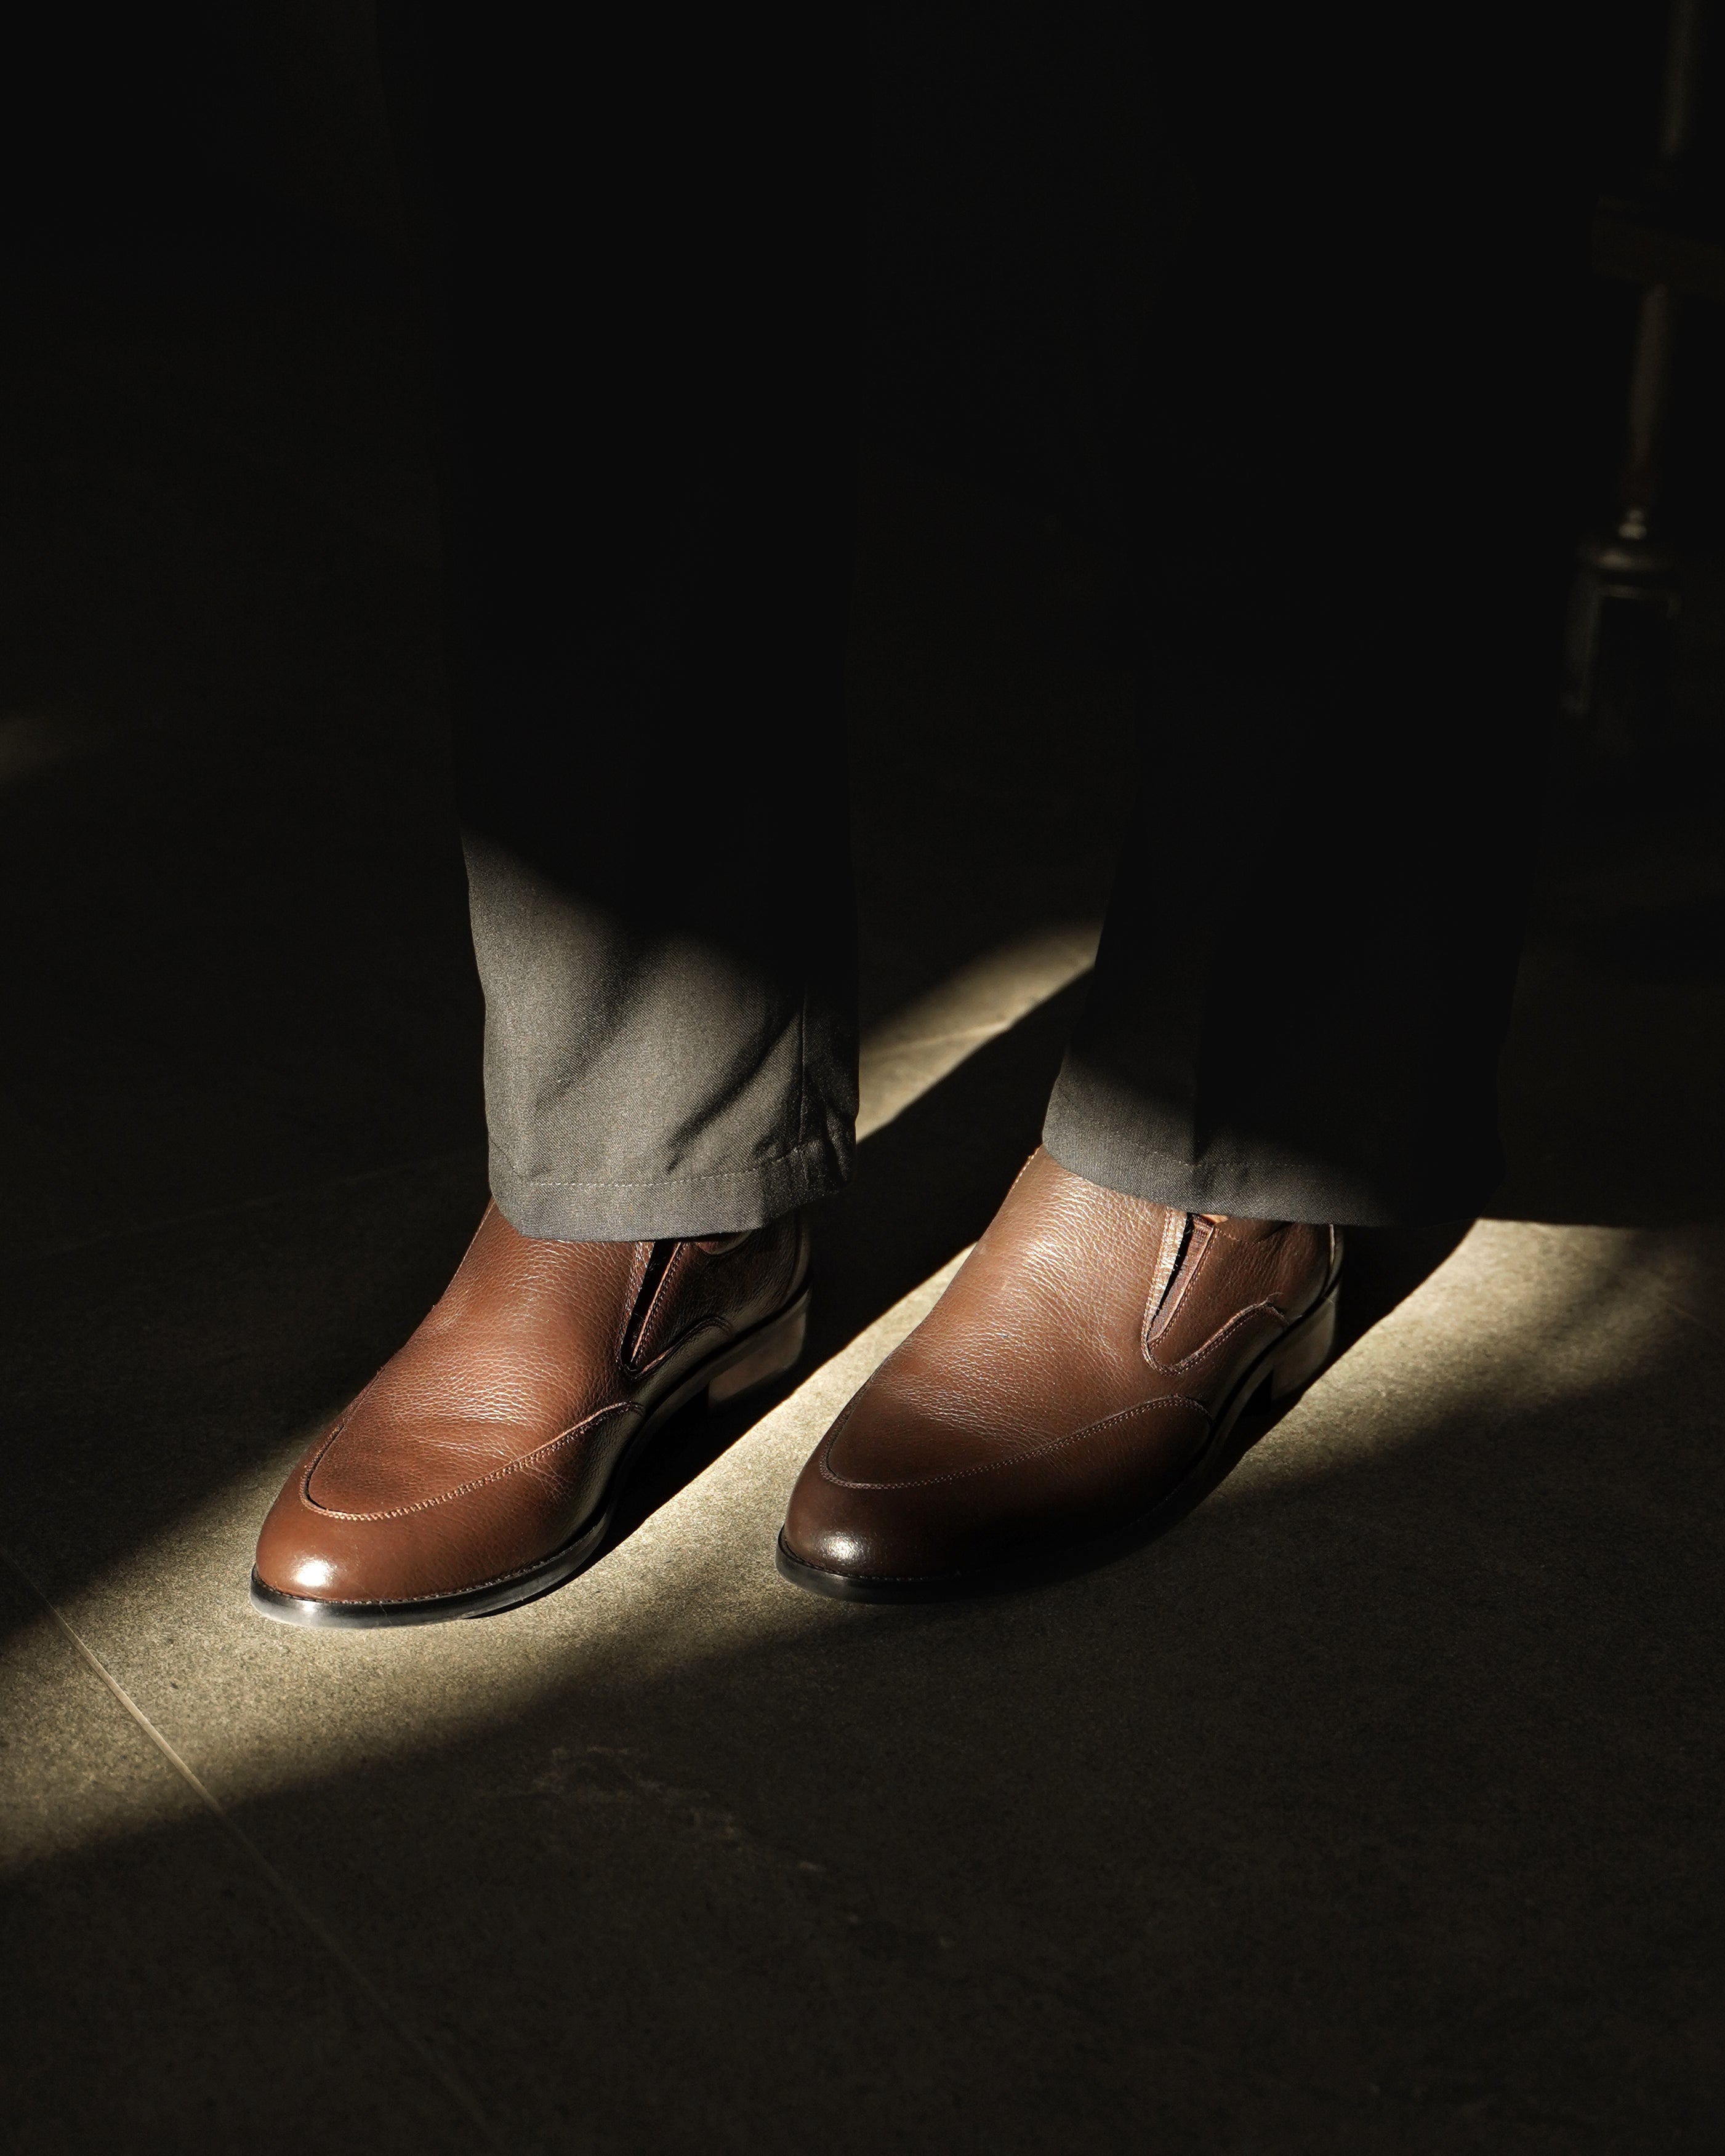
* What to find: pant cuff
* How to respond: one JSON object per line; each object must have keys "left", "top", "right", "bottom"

{"left": 1041, "top": 1118, "right": 1497, "bottom": 1229}
{"left": 488, "top": 1132, "right": 851, "bottom": 1242}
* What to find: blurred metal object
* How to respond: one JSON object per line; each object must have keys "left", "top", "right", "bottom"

{"left": 1563, "top": 531, "right": 1681, "bottom": 755}
{"left": 1565, "top": 0, "right": 1711, "bottom": 752}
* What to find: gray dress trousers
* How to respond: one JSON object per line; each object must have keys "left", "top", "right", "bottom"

{"left": 383, "top": 1, "right": 1593, "bottom": 1239}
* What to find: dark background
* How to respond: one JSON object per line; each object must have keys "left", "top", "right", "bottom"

{"left": 2, "top": 10, "right": 1724, "bottom": 2149}
{"left": 4, "top": 1, "right": 1724, "bottom": 1240}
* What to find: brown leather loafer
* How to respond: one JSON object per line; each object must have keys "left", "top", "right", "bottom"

{"left": 253, "top": 1203, "right": 810, "bottom": 1627}
{"left": 777, "top": 1148, "right": 1340, "bottom": 1601}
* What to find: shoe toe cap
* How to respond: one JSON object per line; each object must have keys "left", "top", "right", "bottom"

{"left": 252, "top": 1469, "right": 424, "bottom": 1605}
{"left": 252, "top": 1486, "right": 365, "bottom": 1602}
{"left": 252, "top": 1432, "right": 599, "bottom": 1609}
{"left": 779, "top": 1401, "right": 1013, "bottom": 1585}
{"left": 781, "top": 1383, "right": 1214, "bottom": 1590}
{"left": 779, "top": 1475, "right": 915, "bottom": 1582}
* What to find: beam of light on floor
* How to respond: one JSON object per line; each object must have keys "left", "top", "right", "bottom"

{"left": 856, "top": 923, "right": 1099, "bottom": 1138}
{"left": 3, "top": 1216, "right": 1694, "bottom": 1880}
{"left": 0, "top": 926, "right": 1106, "bottom": 1865}
{"left": 4, "top": 919, "right": 1706, "bottom": 1880}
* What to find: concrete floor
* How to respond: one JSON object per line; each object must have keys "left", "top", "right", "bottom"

{"left": 4, "top": 241, "right": 1725, "bottom": 2154}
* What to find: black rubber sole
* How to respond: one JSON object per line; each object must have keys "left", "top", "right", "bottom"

{"left": 251, "top": 1289, "right": 811, "bottom": 1630}
{"left": 773, "top": 1286, "right": 1340, "bottom": 1606}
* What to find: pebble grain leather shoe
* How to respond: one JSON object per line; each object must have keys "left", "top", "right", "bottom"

{"left": 777, "top": 1147, "right": 1340, "bottom": 1601}
{"left": 252, "top": 1202, "right": 809, "bottom": 1626}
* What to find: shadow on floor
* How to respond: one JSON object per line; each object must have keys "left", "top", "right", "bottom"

{"left": 6, "top": 226, "right": 1725, "bottom": 2156}
{"left": 7, "top": 1217, "right": 1723, "bottom": 2154}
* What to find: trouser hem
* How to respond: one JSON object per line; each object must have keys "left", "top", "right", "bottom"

{"left": 1040, "top": 1120, "right": 1497, "bottom": 1230}
{"left": 489, "top": 1133, "right": 852, "bottom": 1243}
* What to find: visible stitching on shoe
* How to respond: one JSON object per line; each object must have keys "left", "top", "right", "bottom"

{"left": 1144, "top": 1225, "right": 1318, "bottom": 1374}
{"left": 303, "top": 1401, "right": 637, "bottom": 1521}
{"left": 625, "top": 1315, "right": 730, "bottom": 1384}
{"left": 286, "top": 1542, "right": 589, "bottom": 1606}
{"left": 818, "top": 1393, "right": 1201, "bottom": 1492}
{"left": 1148, "top": 1298, "right": 1286, "bottom": 1375}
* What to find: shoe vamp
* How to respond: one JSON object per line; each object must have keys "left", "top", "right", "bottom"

{"left": 262, "top": 1444, "right": 621, "bottom": 1603}
{"left": 802, "top": 1393, "right": 1213, "bottom": 1578}
{"left": 306, "top": 1386, "right": 630, "bottom": 1516}
{"left": 829, "top": 1182, "right": 1179, "bottom": 1487}
{"left": 824, "top": 1339, "right": 1197, "bottom": 1487}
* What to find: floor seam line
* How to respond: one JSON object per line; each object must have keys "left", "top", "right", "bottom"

{"left": 0, "top": 1541, "right": 500, "bottom": 2146}
{"left": 1651, "top": 1287, "right": 1725, "bottom": 1348}
{"left": 863, "top": 1021, "right": 1015, "bottom": 1053}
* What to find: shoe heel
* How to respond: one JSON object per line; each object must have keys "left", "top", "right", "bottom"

{"left": 1269, "top": 1289, "right": 1338, "bottom": 1401}
{"left": 707, "top": 1299, "right": 809, "bottom": 1409}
